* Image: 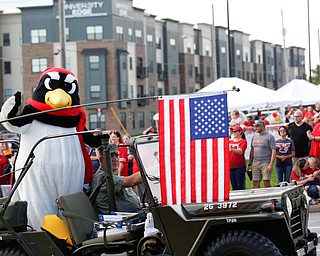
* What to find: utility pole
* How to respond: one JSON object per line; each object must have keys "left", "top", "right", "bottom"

{"left": 281, "top": 9, "right": 288, "bottom": 84}
{"left": 227, "top": 0, "right": 232, "bottom": 77}
{"left": 307, "top": 0, "right": 312, "bottom": 82}
{"left": 211, "top": 4, "right": 216, "bottom": 81}
{"left": 59, "top": 0, "right": 66, "bottom": 68}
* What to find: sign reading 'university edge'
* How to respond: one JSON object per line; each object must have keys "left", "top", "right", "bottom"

{"left": 63, "top": 1, "right": 132, "bottom": 18}
{"left": 64, "top": 2, "right": 107, "bottom": 18}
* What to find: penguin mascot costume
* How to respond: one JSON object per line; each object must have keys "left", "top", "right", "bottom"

{"left": 0, "top": 67, "right": 100, "bottom": 230}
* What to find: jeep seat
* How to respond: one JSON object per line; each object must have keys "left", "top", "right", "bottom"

{"left": 56, "top": 191, "right": 98, "bottom": 246}
{"left": 56, "top": 191, "right": 144, "bottom": 248}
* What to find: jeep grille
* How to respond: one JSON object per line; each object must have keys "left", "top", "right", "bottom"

{"left": 291, "top": 208, "right": 303, "bottom": 239}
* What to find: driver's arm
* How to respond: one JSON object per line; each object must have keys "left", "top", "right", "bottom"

{"left": 122, "top": 172, "right": 142, "bottom": 188}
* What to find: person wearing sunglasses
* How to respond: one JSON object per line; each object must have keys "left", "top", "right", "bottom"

{"left": 275, "top": 126, "right": 295, "bottom": 184}
{"left": 229, "top": 126, "right": 247, "bottom": 190}
{"left": 247, "top": 120, "right": 276, "bottom": 188}
{"left": 288, "top": 110, "right": 313, "bottom": 165}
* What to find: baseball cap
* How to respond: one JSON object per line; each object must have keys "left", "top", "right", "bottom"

{"left": 97, "top": 144, "right": 119, "bottom": 155}
{"left": 254, "top": 120, "right": 265, "bottom": 127}
{"left": 109, "top": 144, "right": 119, "bottom": 154}
{"left": 233, "top": 125, "right": 243, "bottom": 132}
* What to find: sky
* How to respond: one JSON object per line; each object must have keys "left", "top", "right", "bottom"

{"left": 1, "top": 0, "right": 320, "bottom": 73}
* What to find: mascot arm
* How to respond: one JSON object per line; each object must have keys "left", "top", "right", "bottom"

{"left": 0, "top": 92, "right": 32, "bottom": 133}
{"left": 82, "top": 127, "right": 103, "bottom": 148}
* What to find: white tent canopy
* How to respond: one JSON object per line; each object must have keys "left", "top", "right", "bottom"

{"left": 198, "top": 77, "right": 301, "bottom": 111}
{"left": 276, "top": 79, "right": 320, "bottom": 106}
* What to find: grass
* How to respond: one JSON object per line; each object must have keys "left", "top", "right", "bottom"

{"left": 245, "top": 164, "right": 279, "bottom": 189}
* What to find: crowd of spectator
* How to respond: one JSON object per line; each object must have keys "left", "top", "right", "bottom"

{"left": 229, "top": 102, "right": 320, "bottom": 204}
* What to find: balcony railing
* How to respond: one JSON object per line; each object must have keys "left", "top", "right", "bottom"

{"left": 136, "top": 66, "right": 148, "bottom": 79}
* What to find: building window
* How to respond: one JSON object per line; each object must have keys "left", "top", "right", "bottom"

{"left": 205, "top": 46, "right": 210, "bottom": 56}
{"left": 4, "top": 89, "right": 12, "bottom": 100}
{"left": 31, "top": 58, "right": 47, "bottom": 73}
{"left": 31, "top": 29, "right": 47, "bottom": 44}
{"left": 170, "top": 38, "right": 176, "bottom": 50}
{"left": 65, "top": 27, "right": 70, "bottom": 41}
{"left": 188, "top": 87, "right": 193, "bottom": 93}
{"left": 156, "top": 37, "right": 161, "bottom": 49}
{"left": 158, "top": 87, "right": 163, "bottom": 95}
{"left": 188, "top": 64, "right": 193, "bottom": 77}
{"left": 116, "top": 26, "right": 123, "bottom": 40}
{"left": 149, "top": 111, "right": 156, "bottom": 123}
{"left": 206, "top": 66, "right": 211, "bottom": 78}
{"left": 171, "top": 64, "right": 177, "bottom": 75}
{"left": 86, "top": 26, "right": 103, "bottom": 40}
{"left": 258, "top": 55, "right": 261, "bottom": 64}
{"left": 122, "top": 83, "right": 128, "bottom": 98}
{"left": 135, "top": 30, "right": 142, "bottom": 43}
{"left": 222, "top": 69, "right": 227, "bottom": 77}
{"left": 221, "top": 46, "right": 226, "bottom": 56}
{"left": 138, "top": 112, "right": 145, "bottom": 129}
{"left": 119, "top": 113, "right": 127, "bottom": 129}
{"left": 149, "top": 86, "right": 155, "bottom": 96}
{"left": 128, "top": 28, "right": 133, "bottom": 41}
{"left": 4, "top": 61, "right": 11, "bottom": 74}
{"left": 187, "top": 42, "right": 192, "bottom": 53}
{"left": 130, "top": 85, "right": 134, "bottom": 98}
{"left": 147, "top": 34, "right": 153, "bottom": 47}
{"left": 90, "top": 85, "right": 101, "bottom": 99}
{"left": 3, "top": 33, "right": 10, "bottom": 46}
{"left": 129, "top": 111, "right": 135, "bottom": 129}
{"left": 172, "top": 87, "right": 177, "bottom": 94}
{"left": 236, "top": 49, "right": 241, "bottom": 59}
{"left": 129, "top": 57, "right": 133, "bottom": 70}
{"left": 89, "top": 113, "right": 105, "bottom": 129}
{"left": 89, "top": 55, "right": 100, "bottom": 69}
{"left": 148, "top": 61, "right": 154, "bottom": 73}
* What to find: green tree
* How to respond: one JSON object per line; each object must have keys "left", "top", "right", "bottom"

{"left": 311, "top": 65, "right": 320, "bottom": 85}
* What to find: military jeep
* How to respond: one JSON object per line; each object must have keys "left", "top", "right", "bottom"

{"left": 0, "top": 132, "right": 318, "bottom": 256}
{"left": 131, "top": 134, "right": 318, "bottom": 256}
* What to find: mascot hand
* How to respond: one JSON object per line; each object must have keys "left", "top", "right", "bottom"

{"left": 14, "top": 91, "right": 22, "bottom": 108}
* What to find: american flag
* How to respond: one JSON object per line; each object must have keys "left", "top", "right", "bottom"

{"left": 158, "top": 93, "right": 230, "bottom": 205}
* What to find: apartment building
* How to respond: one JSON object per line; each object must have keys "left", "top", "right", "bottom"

{"left": 0, "top": 0, "right": 305, "bottom": 134}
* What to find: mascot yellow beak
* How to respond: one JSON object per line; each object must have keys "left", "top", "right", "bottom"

{"left": 45, "top": 88, "right": 72, "bottom": 109}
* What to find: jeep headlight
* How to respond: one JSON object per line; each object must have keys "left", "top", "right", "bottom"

{"left": 285, "top": 195, "right": 293, "bottom": 217}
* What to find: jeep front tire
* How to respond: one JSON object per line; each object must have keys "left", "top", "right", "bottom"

{"left": 203, "top": 230, "right": 282, "bottom": 256}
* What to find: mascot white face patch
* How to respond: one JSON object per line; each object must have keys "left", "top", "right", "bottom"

{"left": 44, "top": 72, "right": 77, "bottom": 108}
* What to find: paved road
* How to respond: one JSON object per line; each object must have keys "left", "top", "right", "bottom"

{"left": 309, "top": 207, "right": 320, "bottom": 255}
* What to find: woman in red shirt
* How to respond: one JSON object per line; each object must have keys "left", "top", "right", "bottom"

{"left": 229, "top": 126, "right": 247, "bottom": 190}
{"left": 292, "top": 157, "right": 320, "bottom": 204}
{"left": 110, "top": 130, "right": 128, "bottom": 176}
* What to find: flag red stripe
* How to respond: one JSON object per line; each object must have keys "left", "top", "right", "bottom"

{"left": 190, "top": 139, "right": 196, "bottom": 202}
{"left": 212, "top": 139, "right": 218, "bottom": 201}
{"left": 223, "top": 138, "right": 230, "bottom": 200}
{"left": 179, "top": 99, "right": 186, "bottom": 203}
{"left": 169, "top": 100, "right": 177, "bottom": 204}
{"left": 158, "top": 99, "right": 167, "bottom": 205}
{"left": 201, "top": 139, "right": 207, "bottom": 202}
